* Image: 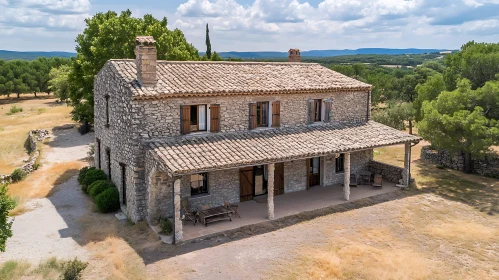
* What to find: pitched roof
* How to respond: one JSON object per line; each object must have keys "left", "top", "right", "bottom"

{"left": 148, "top": 121, "right": 421, "bottom": 175}
{"left": 108, "top": 60, "right": 371, "bottom": 99}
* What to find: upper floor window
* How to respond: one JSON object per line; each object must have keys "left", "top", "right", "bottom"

{"left": 105, "top": 95, "right": 110, "bottom": 127}
{"left": 308, "top": 99, "right": 332, "bottom": 124}
{"left": 181, "top": 104, "right": 220, "bottom": 135}
{"left": 335, "top": 153, "right": 345, "bottom": 173}
{"left": 257, "top": 102, "right": 269, "bottom": 127}
{"left": 191, "top": 173, "right": 208, "bottom": 196}
{"left": 250, "top": 101, "right": 280, "bottom": 130}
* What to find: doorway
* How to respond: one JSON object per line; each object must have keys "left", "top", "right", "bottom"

{"left": 307, "top": 157, "right": 321, "bottom": 189}
{"left": 240, "top": 165, "right": 277, "bottom": 201}
{"left": 274, "top": 163, "right": 284, "bottom": 195}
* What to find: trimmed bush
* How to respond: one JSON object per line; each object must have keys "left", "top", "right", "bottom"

{"left": 88, "top": 180, "right": 114, "bottom": 200}
{"left": 60, "top": 258, "right": 88, "bottom": 280}
{"left": 77, "top": 166, "right": 95, "bottom": 185}
{"left": 160, "top": 218, "right": 173, "bottom": 235}
{"left": 81, "top": 169, "right": 107, "bottom": 193}
{"left": 95, "top": 187, "right": 120, "bottom": 213}
{"left": 10, "top": 168, "right": 27, "bottom": 183}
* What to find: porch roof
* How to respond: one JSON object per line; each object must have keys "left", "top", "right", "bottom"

{"left": 148, "top": 121, "right": 421, "bottom": 176}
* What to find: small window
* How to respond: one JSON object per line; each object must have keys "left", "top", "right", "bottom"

{"left": 313, "top": 99, "right": 322, "bottom": 122}
{"left": 105, "top": 95, "right": 110, "bottom": 127}
{"left": 310, "top": 157, "right": 320, "bottom": 174}
{"left": 189, "top": 105, "right": 207, "bottom": 132}
{"left": 256, "top": 102, "right": 269, "bottom": 127}
{"left": 335, "top": 154, "right": 345, "bottom": 173}
{"left": 191, "top": 173, "right": 208, "bottom": 196}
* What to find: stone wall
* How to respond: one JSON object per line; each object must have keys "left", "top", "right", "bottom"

{"left": 136, "top": 91, "right": 370, "bottom": 138}
{"left": 0, "top": 129, "right": 48, "bottom": 185}
{"left": 324, "top": 150, "right": 373, "bottom": 185}
{"left": 421, "top": 145, "right": 499, "bottom": 178}
{"left": 368, "top": 160, "right": 404, "bottom": 183}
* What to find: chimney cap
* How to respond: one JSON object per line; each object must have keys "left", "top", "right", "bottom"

{"left": 136, "top": 36, "right": 156, "bottom": 46}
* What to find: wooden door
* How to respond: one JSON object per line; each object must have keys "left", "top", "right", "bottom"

{"left": 307, "top": 158, "right": 320, "bottom": 188}
{"left": 239, "top": 167, "right": 254, "bottom": 202}
{"left": 274, "top": 163, "right": 284, "bottom": 195}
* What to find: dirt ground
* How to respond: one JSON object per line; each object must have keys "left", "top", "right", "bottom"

{"left": 0, "top": 102, "right": 498, "bottom": 279}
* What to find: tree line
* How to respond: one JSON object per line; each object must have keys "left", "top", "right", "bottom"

{"left": 333, "top": 41, "right": 499, "bottom": 173}
{"left": 0, "top": 57, "right": 71, "bottom": 98}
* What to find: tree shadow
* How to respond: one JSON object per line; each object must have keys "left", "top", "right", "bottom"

{"left": 0, "top": 95, "right": 55, "bottom": 105}
{"left": 413, "top": 159, "right": 499, "bottom": 216}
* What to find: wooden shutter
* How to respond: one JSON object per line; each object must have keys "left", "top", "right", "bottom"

{"left": 210, "top": 104, "right": 220, "bottom": 132}
{"left": 324, "top": 99, "right": 332, "bottom": 122}
{"left": 249, "top": 103, "right": 257, "bottom": 130}
{"left": 272, "top": 101, "right": 281, "bottom": 127}
{"left": 307, "top": 100, "right": 314, "bottom": 124}
{"left": 180, "top": 105, "right": 191, "bottom": 135}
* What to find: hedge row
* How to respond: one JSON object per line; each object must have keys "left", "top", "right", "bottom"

{"left": 78, "top": 167, "right": 120, "bottom": 213}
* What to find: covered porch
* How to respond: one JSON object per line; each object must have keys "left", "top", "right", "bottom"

{"left": 146, "top": 121, "right": 421, "bottom": 243}
{"left": 182, "top": 181, "right": 399, "bottom": 240}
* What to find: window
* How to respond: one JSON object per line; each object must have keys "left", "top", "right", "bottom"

{"left": 335, "top": 154, "right": 345, "bottom": 173}
{"left": 189, "top": 105, "right": 207, "bottom": 132}
{"left": 256, "top": 102, "right": 269, "bottom": 127}
{"left": 120, "top": 163, "right": 126, "bottom": 205}
{"left": 313, "top": 99, "right": 322, "bottom": 122}
{"left": 96, "top": 138, "right": 101, "bottom": 169}
{"left": 190, "top": 173, "right": 208, "bottom": 196}
{"left": 106, "top": 148, "right": 111, "bottom": 179}
{"left": 310, "top": 157, "right": 320, "bottom": 174}
{"left": 105, "top": 95, "right": 110, "bottom": 127}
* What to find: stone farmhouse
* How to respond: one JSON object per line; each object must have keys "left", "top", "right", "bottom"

{"left": 94, "top": 36, "right": 420, "bottom": 243}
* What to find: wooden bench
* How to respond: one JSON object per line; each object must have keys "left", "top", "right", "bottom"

{"left": 199, "top": 206, "right": 234, "bottom": 227}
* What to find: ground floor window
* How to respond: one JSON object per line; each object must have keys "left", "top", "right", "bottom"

{"left": 191, "top": 173, "right": 208, "bottom": 196}
{"left": 336, "top": 154, "right": 345, "bottom": 173}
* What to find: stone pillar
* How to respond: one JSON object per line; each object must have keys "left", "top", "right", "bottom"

{"left": 173, "top": 178, "right": 183, "bottom": 243}
{"left": 267, "top": 163, "right": 275, "bottom": 220}
{"left": 343, "top": 152, "right": 351, "bottom": 201}
{"left": 403, "top": 142, "right": 411, "bottom": 186}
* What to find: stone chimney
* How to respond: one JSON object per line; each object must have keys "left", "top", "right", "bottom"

{"left": 288, "top": 48, "right": 300, "bottom": 62}
{"left": 135, "top": 36, "right": 157, "bottom": 87}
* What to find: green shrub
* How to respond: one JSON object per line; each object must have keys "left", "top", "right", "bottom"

{"left": 436, "top": 164, "right": 445, "bottom": 169}
{"left": 60, "top": 258, "right": 88, "bottom": 280}
{"left": 95, "top": 187, "right": 120, "bottom": 213}
{"left": 159, "top": 218, "right": 173, "bottom": 235}
{"left": 88, "top": 180, "right": 114, "bottom": 200}
{"left": 77, "top": 166, "right": 96, "bottom": 185}
{"left": 81, "top": 169, "right": 107, "bottom": 193}
{"left": 6, "top": 105, "right": 23, "bottom": 115}
{"left": 10, "top": 168, "right": 27, "bottom": 182}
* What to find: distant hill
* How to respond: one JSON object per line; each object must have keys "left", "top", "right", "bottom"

{"left": 206, "top": 48, "right": 454, "bottom": 59}
{"left": 0, "top": 50, "right": 76, "bottom": 60}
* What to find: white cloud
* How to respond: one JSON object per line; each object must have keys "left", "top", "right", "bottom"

{"left": 0, "top": 0, "right": 90, "bottom": 32}
{"left": 172, "top": 0, "right": 499, "bottom": 51}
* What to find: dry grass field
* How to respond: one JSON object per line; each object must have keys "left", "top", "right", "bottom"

{"left": 0, "top": 94, "right": 74, "bottom": 174}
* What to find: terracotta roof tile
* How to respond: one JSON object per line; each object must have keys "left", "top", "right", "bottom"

{"left": 108, "top": 60, "right": 371, "bottom": 99}
{"left": 148, "top": 121, "right": 421, "bottom": 175}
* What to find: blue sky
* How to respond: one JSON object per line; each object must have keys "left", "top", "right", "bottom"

{"left": 1, "top": 0, "right": 499, "bottom": 52}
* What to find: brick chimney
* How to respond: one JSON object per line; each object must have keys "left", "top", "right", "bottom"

{"left": 288, "top": 48, "right": 300, "bottom": 62}
{"left": 135, "top": 36, "right": 157, "bottom": 87}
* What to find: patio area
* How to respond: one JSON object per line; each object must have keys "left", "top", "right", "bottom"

{"left": 182, "top": 182, "right": 399, "bottom": 240}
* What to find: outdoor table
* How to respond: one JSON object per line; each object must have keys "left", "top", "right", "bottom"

{"left": 199, "top": 206, "right": 234, "bottom": 226}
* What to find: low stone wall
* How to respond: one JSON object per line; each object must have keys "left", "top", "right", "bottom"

{"left": 368, "top": 160, "right": 403, "bottom": 183}
{"left": 421, "top": 145, "right": 499, "bottom": 178}
{"left": 0, "top": 129, "right": 49, "bottom": 185}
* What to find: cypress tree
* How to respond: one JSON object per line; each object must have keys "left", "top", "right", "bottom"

{"left": 206, "top": 23, "right": 212, "bottom": 59}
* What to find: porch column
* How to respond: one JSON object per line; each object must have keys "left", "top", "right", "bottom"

{"left": 173, "top": 178, "right": 183, "bottom": 243}
{"left": 343, "top": 152, "right": 351, "bottom": 201}
{"left": 267, "top": 163, "right": 275, "bottom": 220}
{"left": 402, "top": 142, "right": 411, "bottom": 186}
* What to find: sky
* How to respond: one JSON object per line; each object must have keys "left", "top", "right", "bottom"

{"left": 1, "top": 0, "right": 499, "bottom": 52}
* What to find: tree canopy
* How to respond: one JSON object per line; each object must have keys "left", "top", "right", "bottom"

{"left": 0, "top": 184, "right": 16, "bottom": 252}
{"left": 68, "top": 10, "right": 200, "bottom": 124}
{"left": 418, "top": 79, "right": 499, "bottom": 172}
{"left": 206, "top": 23, "right": 212, "bottom": 60}
{"left": 0, "top": 57, "right": 71, "bottom": 97}
{"left": 48, "top": 64, "right": 72, "bottom": 101}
